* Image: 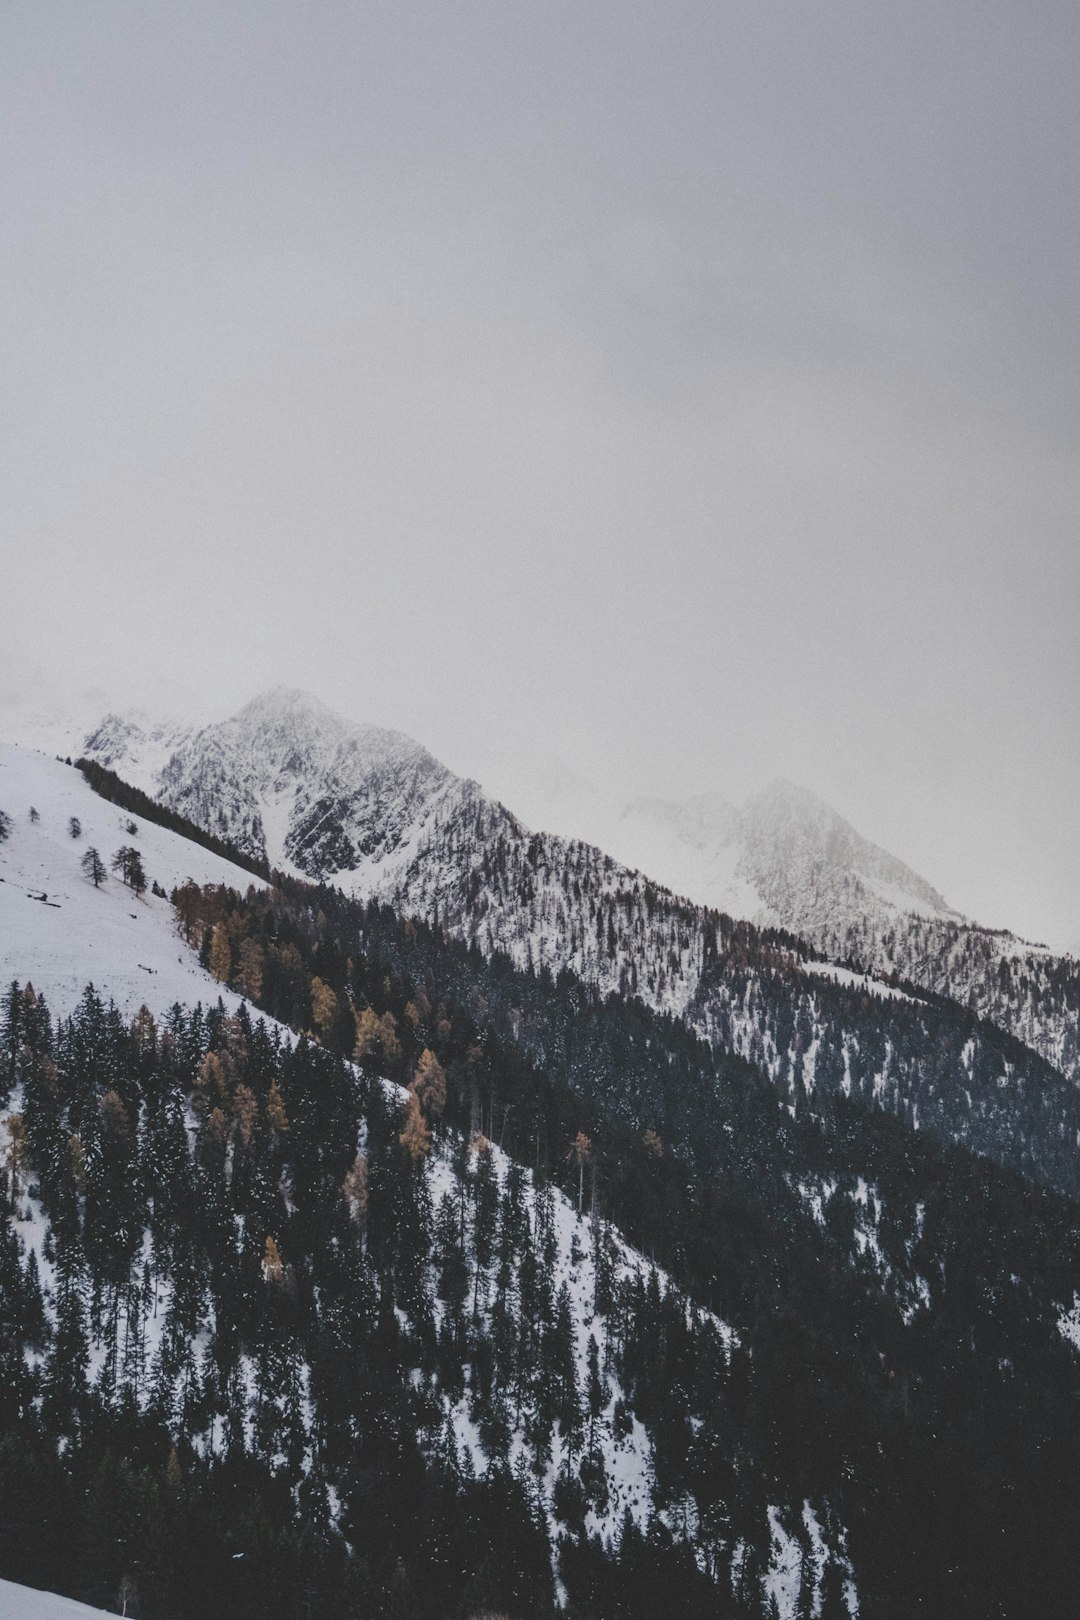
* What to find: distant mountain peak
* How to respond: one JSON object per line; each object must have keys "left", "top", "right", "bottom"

{"left": 236, "top": 683, "right": 331, "bottom": 719}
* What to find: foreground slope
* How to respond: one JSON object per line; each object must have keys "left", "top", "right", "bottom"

{"left": 0, "top": 1580, "right": 117, "bottom": 1619}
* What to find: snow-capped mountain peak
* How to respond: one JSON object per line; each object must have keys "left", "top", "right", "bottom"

{"left": 740, "top": 776, "right": 956, "bottom": 927}
{"left": 28, "top": 687, "right": 1080, "bottom": 1081}
{"left": 138, "top": 687, "right": 460, "bottom": 881}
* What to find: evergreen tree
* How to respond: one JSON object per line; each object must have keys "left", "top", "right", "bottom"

{"left": 110, "top": 846, "right": 146, "bottom": 896}
{"left": 0, "top": 981, "right": 21, "bottom": 1095}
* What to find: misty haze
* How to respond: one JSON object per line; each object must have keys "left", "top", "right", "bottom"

{"left": 2, "top": 4, "right": 1079, "bottom": 1618}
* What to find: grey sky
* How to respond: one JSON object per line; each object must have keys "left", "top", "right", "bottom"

{"left": 2, "top": 2, "right": 1078, "bottom": 946}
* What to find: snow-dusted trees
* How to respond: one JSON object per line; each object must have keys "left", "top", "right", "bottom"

{"left": 411, "top": 1047, "right": 447, "bottom": 1120}
{"left": 110, "top": 845, "right": 146, "bottom": 896}
{"left": 68, "top": 816, "right": 82, "bottom": 839}
{"left": 236, "top": 936, "right": 263, "bottom": 1000}
{"left": 399, "top": 1090, "right": 432, "bottom": 1159}
{"left": 568, "top": 1130, "right": 592, "bottom": 1214}
{"left": 0, "top": 809, "right": 11, "bottom": 842}
{"left": 81, "top": 846, "right": 106, "bottom": 888}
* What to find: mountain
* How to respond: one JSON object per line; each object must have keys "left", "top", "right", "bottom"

{"left": 82, "top": 688, "right": 473, "bottom": 894}
{"left": 1, "top": 742, "right": 872, "bottom": 1618}
{"left": 6, "top": 741, "right": 1080, "bottom": 1614}
{"left": 545, "top": 778, "right": 1080, "bottom": 1079}
{"left": 70, "top": 687, "right": 1080, "bottom": 1098}
{"left": 568, "top": 779, "right": 955, "bottom": 937}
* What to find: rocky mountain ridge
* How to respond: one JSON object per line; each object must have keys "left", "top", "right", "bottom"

{"left": 66, "top": 687, "right": 1080, "bottom": 1086}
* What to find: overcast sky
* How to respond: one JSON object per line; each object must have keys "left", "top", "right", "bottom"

{"left": 2, "top": 2, "right": 1078, "bottom": 946}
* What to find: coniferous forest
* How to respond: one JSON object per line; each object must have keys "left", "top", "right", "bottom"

{"left": 3, "top": 858, "right": 1080, "bottom": 1616}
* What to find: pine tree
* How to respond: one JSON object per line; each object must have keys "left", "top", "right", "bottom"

{"left": 262, "top": 1234, "right": 285, "bottom": 1284}
{"left": 171, "top": 880, "right": 207, "bottom": 945}
{"left": 587, "top": 1333, "right": 606, "bottom": 1448}
{"left": 81, "top": 847, "right": 107, "bottom": 888}
{"left": 568, "top": 1131, "right": 592, "bottom": 1214}
{"left": 68, "top": 816, "right": 82, "bottom": 839}
{"left": 110, "top": 846, "right": 146, "bottom": 896}
{"left": 0, "top": 981, "right": 22, "bottom": 1095}
{"left": 353, "top": 1005, "right": 381, "bottom": 1062}
{"left": 5, "top": 1114, "right": 27, "bottom": 1208}
{"left": 265, "top": 1078, "right": 289, "bottom": 1135}
{"left": 44, "top": 1259, "right": 89, "bottom": 1437}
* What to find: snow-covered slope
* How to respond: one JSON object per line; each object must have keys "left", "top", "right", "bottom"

{"left": 0, "top": 1580, "right": 118, "bottom": 1619}
{"left": 0, "top": 744, "right": 265, "bottom": 1020}
{"left": 549, "top": 778, "right": 955, "bottom": 936}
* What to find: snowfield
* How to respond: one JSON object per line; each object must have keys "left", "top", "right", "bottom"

{"left": 0, "top": 1580, "right": 118, "bottom": 1619}
{"left": 0, "top": 743, "right": 266, "bottom": 1020}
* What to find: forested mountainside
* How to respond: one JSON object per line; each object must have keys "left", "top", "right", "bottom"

{"left": 547, "top": 779, "right": 1080, "bottom": 1087}
{"left": 2, "top": 986, "right": 766, "bottom": 1619}
{"left": 52, "top": 730, "right": 1080, "bottom": 1200}
{"left": 74, "top": 688, "right": 1080, "bottom": 1087}
{"left": 370, "top": 821, "right": 1080, "bottom": 1200}
{"left": 4, "top": 932, "right": 1080, "bottom": 1618}
{"left": 819, "top": 909, "right": 1080, "bottom": 1080}
{"left": 3, "top": 746, "right": 1080, "bottom": 1617}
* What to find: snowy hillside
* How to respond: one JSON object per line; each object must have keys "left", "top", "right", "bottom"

{"left": 0, "top": 744, "right": 265, "bottom": 1020}
{"left": 499, "top": 771, "right": 1080, "bottom": 1076}
{"left": 469, "top": 758, "right": 956, "bottom": 934}
{"left": 0, "top": 1580, "right": 117, "bottom": 1619}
